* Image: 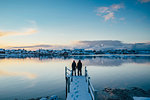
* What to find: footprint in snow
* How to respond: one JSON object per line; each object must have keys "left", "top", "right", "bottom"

{"left": 76, "top": 95, "right": 79, "bottom": 98}
{"left": 75, "top": 83, "right": 78, "bottom": 85}
{"left": 71, "top": 94, "right": 74, "bottom": 97}
{"left": 75, "top": 91, "right": 78, "bottom": 94}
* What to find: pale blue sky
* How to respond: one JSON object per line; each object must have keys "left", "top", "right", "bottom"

{"left": 0, "top": 0, "right": 150, "bottom": 48}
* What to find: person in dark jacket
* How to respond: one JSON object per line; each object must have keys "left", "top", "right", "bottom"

{"left": 77, "top": 60, "right": 82, "bottom": 76}
{"left": 72, "top": 60, "right": 76, "bottom": 76}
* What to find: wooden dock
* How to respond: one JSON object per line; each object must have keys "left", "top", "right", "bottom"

{"left": 65, "top": 67, "right": 97, "bottom": 100}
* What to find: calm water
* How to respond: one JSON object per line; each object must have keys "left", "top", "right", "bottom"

{"left": 0, "top": 56, "right": 150, "bottom": 100}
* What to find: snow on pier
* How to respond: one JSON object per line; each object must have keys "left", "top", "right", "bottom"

{"left": 67, "top": 76, "right": 91, "bottom": 100}
{"left": 65, "top": 67, "right": 97, "bottom": 100}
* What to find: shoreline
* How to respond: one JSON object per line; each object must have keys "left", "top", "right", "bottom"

{"left": 0, "top": 54, "right": 150, "bottom": 58}
{"left": 26, "top": 87, "right": 150, "bottom": 100}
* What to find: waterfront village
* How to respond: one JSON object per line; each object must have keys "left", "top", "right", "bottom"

{"left": 0, "top": 48, "right": 150, "bottom": 58}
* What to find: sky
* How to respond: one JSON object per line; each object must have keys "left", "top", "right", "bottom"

{"left": 0, "top": 0, "right": 150, "bottom": 49}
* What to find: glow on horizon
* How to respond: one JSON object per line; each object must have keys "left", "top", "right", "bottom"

{"left": 0, "top": 0, "right": 150, "bottom": 49}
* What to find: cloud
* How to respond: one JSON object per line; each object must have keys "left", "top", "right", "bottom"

{"left": 119, "top": 17, "right": 125, "bottom": 21}
{"left": 111, "top": 4, "right": 124, "bottom": 11}
{"left": 139, "top": 0, "right": 150, "bottom": 3}
{"left": 12, "top": 44, "right": 52, "bottom": 49}
{"left": 27, "top": 20, "right": 37, "bottom": 27}
{"left": 0, "top": 28, "right": 38, "bottom": 37}
{"left": 76, "top": 40, "right": 150, "bottom": 50}
{"left": 0, "top": 20, "right": 38, "bottom": 37}
{"left": 104, "top": 12, "right": 114, "bottom": 21}
{"left": 96, "top": 4, "right": 124, "bottom": 21}
{"left": 8, "top": 40, "right": 150, "bottom": 50}
{"left": 10, "top": 44, "right": 70, "bottom": 50}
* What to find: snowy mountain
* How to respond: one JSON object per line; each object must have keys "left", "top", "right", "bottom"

{"left": 9, "top": 40, "right": 150, "bottom": 50}
{"left": 73, "top": 40, "right": 150, "bottom": 50}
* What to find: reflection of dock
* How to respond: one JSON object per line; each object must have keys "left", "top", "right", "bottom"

{"left": 65, "top": 67, "right": 97, "bottom": 100}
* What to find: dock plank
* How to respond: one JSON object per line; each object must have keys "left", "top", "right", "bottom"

{"left": 67, "top": 76, "right": 92, "bottom": 100}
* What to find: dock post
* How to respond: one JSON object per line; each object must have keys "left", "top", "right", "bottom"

{"left": 88, "top": 77, "right": 90, "bottom": 93}
{"left": 66, "top": 77, "right": 68, "bottom": 98}
{"left": 94, "top": 90, "right": 98, "bottom": 100}
{"left": 71, "top": 77, "right": 73, "bottom": 82}
{"left": 65, "top": 66, "right": 67, "bottom": 78}
{"left": 71, "top": 71, "right": 73, "bottom": 82}
{"left": 68, "top": 77, "right": 70, "bottom": 93}
{"left": 85, "top": 66, "right": 87, "bottom": 77}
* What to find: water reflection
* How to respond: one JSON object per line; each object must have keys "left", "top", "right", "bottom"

{"left": 82, "top": 56, "right": 150, "bottom": 66}
{"left": 1, "top": 55, "right": 149, "bottom": 66}
{"left": 0, "top": 56, "right": 150, "bottom": 100}
{"left": 0, "top": 70, "right": 37, "bottom": 79}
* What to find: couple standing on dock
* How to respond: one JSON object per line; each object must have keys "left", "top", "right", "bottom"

{"left": 72, "top": 60, "right": 82, "bottom": 76}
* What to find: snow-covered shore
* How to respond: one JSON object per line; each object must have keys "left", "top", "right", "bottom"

{"left": 0, "top": 48, "right": 150, "bottom": 58}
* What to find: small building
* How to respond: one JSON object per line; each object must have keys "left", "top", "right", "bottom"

{"left": 0, "top": 49, "right": 5, "bottom": 54}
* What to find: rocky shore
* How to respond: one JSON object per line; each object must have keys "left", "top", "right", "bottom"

{"left": 16, "top": 87, "right": 150, "bottom": 100}
{"left": 98, "top": 87, "right": 150, "bottom": 100}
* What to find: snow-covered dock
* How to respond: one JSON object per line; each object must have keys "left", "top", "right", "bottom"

{"left": 65, "top": 67, "right": 97, "bottom": 100}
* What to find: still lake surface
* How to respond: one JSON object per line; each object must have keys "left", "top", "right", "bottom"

{"left": 0, "top": 55, "right": 150, "bottom": 100}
